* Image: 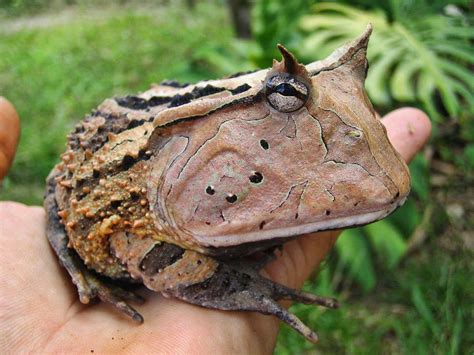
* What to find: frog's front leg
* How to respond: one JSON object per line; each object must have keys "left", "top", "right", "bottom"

{"left": 45, "top": 174, "right": 144, "bottom": 322}
{"left": 111, "top": 232, "right": 338, "bottom": 343}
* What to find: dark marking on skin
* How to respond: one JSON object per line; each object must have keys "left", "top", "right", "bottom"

{"left": 68, "top": 111, "right": 149, "bottom": 153}
{"left": 110, "top": 200, "right": 122, "bottom": 209}
{"left": 260, "top": 139, "right": 269, "bottom": 150}
{"left": 160, "top": 80, "right": 190, "bottom": 88}
{"left": 130, "top": 190, "right": 140, "bottom": 201}
{"left": 115, "top": 95, "right": 172, "bottom": 110}
{"left": 159, "top": 92, "right": 264, "bottom": 129}
{"left": 139, "top": 243, "right": 184, "bottom": 276}
{"left": 230, "top": 84, "right": 251, "bottom": 95}
{"left": 270, "top": 181, "right": 308, "bottom": 214}
{"left": 168, "top": 93, "right": 194, "bottom": 108}
{"left": 168, "top": 85, "right": 227, "bottom": 108}
{"left": 193, "top": 85, "right": 227, "bottom": 97}
{"left": 249, "top": 172, "right": 263, "bottom": 184}
{"left": 309, "top": 113, "right": 328, "bottom": 159}
{"left": 121, "top": 150, "right": 152, "bottom": 171}
{"left": 226, "top": 194, "right": 237, "bottom": 203}
{"left": 121, "top": 155, "right": 136, "bottom": 170}
{"left": 227, "top": 69, "right": 258, "bottom": 78}
{"left": 206, "top": 186, "right": 215, "bottom": 195}
{"left": 127, "top": 119, "right": 147, "bottom": 129}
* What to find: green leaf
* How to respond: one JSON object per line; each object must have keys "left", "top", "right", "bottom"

{"left": 300, "top": 2, "right": 473, "bottom": 121}
{"left": 417, "top": 69, "right": 439, "bottom": 121}
{"left": 388, "top": 198, "right": 421, "bottom": 236}
{"left": 366, "top": 46, "right": 404, "bottom": 105}
{"left": 364, "top": 220, "right": 407, "bottom": 269}
{"left": 390, "top": 59, "right": 421, "bottom": 102}
{"left": 450, "top": 310, "right": 464, "bottom": 355}
{"left": 432, "top": 43, "right": 474, "bottom": 64}
{"left": 335, "top": 228, "right": 376, "bottom": 292}
{"left": 463, "top": 144, "right": 474, "bottom": 169}
{"left": 411, "top": 285, "right": 441, "bottom": 337}
{"left": 301, "top": 29, "right": 343, "bottom": 59}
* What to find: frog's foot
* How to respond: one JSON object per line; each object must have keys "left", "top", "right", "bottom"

{"left": 173, "top": 259, "right": 339, "bottom": 343}
{"left": 45, "top": 176, "right": 144, "bottom": 323}
{"left": 81, "top": 271, "right": 145, "bottom": 323}
{"left": 117, "top": 234, "right": 337, "bottom": 342}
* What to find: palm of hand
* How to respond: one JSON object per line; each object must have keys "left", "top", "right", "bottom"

{"left": 1, "top": 202, "right": 337, "bottom": 353}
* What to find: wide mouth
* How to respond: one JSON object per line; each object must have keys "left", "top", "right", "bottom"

{"left": 194, "top": 196, "right": 407, "bottom": 248}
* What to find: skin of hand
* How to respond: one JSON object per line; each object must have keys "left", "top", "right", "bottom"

{"left": 0, "top": 96, "right": 431, "bottom": 354}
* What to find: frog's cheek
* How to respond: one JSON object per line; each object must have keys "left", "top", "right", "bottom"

{"left": 148, "top": 107, "right": 402, "bottom": 250}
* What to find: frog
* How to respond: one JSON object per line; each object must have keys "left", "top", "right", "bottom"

{"left": 44, "top": 24, "right": 410, "bottom": 343}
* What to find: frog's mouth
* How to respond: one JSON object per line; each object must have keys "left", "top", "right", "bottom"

{"left": 197, "top": 196, "right": 406, "bottom": 255}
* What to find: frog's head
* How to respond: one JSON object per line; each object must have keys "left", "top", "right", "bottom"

{"left": 147, "top": 24, "right": 410, "bottom": 255}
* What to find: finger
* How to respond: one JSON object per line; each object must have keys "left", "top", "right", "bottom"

{"left": 0, "top": 97, "right": 20, "bottom": 181}
{"left": 382, "top": 107, "right": 431, "bottom": 163}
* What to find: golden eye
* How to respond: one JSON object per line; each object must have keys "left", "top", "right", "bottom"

{"left": 265, "top": 74, "right": 309, "bottom": 113}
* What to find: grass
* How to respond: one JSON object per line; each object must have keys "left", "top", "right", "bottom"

{"left": 0, "top": 2, "right": 236, "bottom": 204}
{"left": 276, "top": 240, "right": 473, "bottom": 354}
{"left": 1, "top": 2, "right": 472, "bottom": 353}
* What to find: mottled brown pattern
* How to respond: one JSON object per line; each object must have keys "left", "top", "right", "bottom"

{"left": 45, "top": 25, "right": 410, "bottom": 342}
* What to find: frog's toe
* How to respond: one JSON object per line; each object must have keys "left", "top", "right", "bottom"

{"left": 272, "top": 284, "right": 339, "bottom": 309}
{"left": 171, "top": 260, "right": 337, "bottom": 343}
{"left": 84, "top": 271, "right": 145, "bottom": 323}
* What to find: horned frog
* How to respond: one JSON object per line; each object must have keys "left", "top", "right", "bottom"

{"left": 45, "top": 25, "right": 410, "bottom": 342}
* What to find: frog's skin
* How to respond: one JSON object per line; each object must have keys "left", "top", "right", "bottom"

{"left": 44, "top": 24, "right": 410, "bottom": 342}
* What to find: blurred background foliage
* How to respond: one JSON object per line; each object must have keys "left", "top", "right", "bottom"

{"left": 1, "top": 0, "right": 472, "bottom": 353}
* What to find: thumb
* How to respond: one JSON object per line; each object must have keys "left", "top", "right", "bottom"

{"left": 0, "top": 97, "right": 20, "bottom": 181}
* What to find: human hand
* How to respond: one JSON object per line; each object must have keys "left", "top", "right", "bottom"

{"left": 0, "top": 99, "right": 430, "bottom": 353}
{"left": 0, "top": 97, "right": 20, "bottom": 181}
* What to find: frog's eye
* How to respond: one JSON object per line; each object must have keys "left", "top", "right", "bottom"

{"left": 264, "top": 74, "right": 309, "bottom": 113}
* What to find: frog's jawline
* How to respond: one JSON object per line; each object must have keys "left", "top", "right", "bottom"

{"left": 198, "top": 196, "right": 406, "bottom": 250}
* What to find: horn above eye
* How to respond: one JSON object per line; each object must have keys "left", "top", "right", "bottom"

{"left": 264, "top": 74, "right": 309, "bottom": 113}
